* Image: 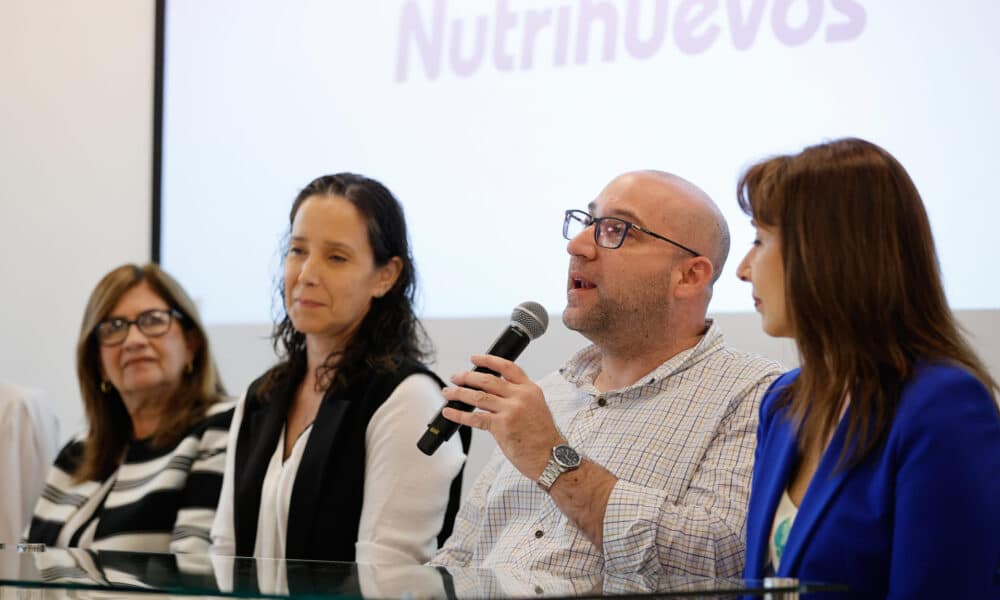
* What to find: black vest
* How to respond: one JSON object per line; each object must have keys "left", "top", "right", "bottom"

{"left": 233, "top": 359, "right": 470, "bottom": 561}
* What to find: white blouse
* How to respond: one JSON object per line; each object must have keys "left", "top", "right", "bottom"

{"left": 252, "top": 425, "right": 312, "bottom": 559}
{"left": 211, "top": 373, "right": 466, "bottom": 565}
{"left": 0, "top": 383, "right": 59, "bottom": 544}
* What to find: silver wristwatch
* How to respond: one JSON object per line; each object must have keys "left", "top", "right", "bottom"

{"left": 537, "top": 443, "right": 581, "bottom": 490}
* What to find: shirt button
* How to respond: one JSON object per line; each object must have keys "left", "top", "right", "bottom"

{"left": 596, "top": 396, "right": 607, "bottom": 407}
{"left": 535, "top": 586, "right": 545, "bottom": 594}
{"left": 534, "top": 529, "right": 544, "bottom": 538}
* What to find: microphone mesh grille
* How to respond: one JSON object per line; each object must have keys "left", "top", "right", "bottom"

{"left": 511, "top": 301, "right": 549, "bottom": 340}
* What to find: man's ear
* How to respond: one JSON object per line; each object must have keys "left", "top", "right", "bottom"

{"left": 673, "top": 256, "right": 714, "bottom": 298}
{"left": 374, "top": 257, "right": 403, "bottom": 298}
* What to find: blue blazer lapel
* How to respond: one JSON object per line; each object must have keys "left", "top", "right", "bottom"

{"left": 776, "top": 417, "right": 852, "bottom": 576}
{"left": 747, "top": 420, "right": 799, "bottom": 576}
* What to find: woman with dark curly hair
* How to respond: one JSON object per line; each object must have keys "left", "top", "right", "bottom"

{"left": 211, "top": 173, "right": 467, "bottom": 564}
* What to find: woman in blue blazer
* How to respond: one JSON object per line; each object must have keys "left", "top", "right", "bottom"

{"left": 735, "top": 138, "right": 1000, "bottom": 598}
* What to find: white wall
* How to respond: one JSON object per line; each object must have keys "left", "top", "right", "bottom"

{"left": 0, "top": 0, "right": 155, "bottom": 435}
{"left": 2, "top": 1, "right": 998, "bottom": 494}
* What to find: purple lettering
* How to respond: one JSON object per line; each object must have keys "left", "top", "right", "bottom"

{"left": 576, "top": 0, "right": 619, "bottom": 64}
{"left": 521, "top": 8, "right": 553, "bottom": 69}
{"left": 771, "top": 0, "right": 823, "bottom": 46}
{"left": 395, "top": 0, "right": 446, "bottom": 82}
{"left": 554, "top": 5, "right": 572, "bottom": 66}
{"left": 675, "top": 0, "right": 720, "bottom": 55}
{"left": 392, "top": 0, "right": 870, "bottom": 82}
{"left": 449, "top": 15, "right": 489, "bottom": 77}
{"left": 493, "top": 0, "right": 518, "bottom": 71}
{"left": 826, "top": 0, "right": 866, "bottom": 42}
{"left": 624, "top": 0, "right": 671, "bottom": 60}
{"left": 726, "top": 0, "right": 767, "bottom": 51}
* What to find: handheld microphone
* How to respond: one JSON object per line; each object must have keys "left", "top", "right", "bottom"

{"left": 417, "top": 301, "right": 549, "bottom": 456}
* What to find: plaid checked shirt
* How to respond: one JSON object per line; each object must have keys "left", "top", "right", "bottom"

{"left": 432, "top": 321, "right": 783, "bottom": 578}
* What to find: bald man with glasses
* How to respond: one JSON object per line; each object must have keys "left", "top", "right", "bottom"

{"left": 432, "top": 171, "right": 782, "bottom": 579}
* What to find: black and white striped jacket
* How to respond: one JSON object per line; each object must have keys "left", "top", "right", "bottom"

{"left": 26, "top": 399, "right": 234, "bottom": 553}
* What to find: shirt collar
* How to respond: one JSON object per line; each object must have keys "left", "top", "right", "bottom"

{"left": 558, "top": 319, "right": 724, "bottom": 394}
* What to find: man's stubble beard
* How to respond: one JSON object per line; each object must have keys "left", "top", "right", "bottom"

{"left": 563, "top": 282, "right": 674, "bottom": 353}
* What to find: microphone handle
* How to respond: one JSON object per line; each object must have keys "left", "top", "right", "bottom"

{"left": 416, "top": 327, "right": 531, "bottom": 455}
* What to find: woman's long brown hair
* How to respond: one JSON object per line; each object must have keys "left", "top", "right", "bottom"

{"left": 738, "top": 138, "right": 997, "bottom": 466}
{"left": 76, "top": 263, "right": 225, "bottom": 482}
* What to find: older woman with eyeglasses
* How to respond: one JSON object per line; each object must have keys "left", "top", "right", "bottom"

{"left": 26, "top": 263, "right": 234, "bottom": 553}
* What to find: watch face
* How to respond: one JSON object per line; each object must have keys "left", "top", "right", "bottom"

{"left": 553, "top": 444, "right": 581, "bottom": 468}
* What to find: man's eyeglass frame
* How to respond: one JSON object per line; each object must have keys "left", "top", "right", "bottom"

{"left": 563, "top": 209, "right": 701, "bottom": 257}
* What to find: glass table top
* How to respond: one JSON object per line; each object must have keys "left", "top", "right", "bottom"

{"left": 0, "top": 544, "right": 846, "bottom": 598}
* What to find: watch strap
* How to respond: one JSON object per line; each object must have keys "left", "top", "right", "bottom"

{"left": 537, "top": 459, "right": 565, "bottom": 490}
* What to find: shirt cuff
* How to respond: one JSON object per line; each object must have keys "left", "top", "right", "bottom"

{"left": 602, "top": 478, "right": 669, "bottom": 575}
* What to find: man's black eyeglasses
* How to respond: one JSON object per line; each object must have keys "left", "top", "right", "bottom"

{"left": 562, "top": 209, "right": 701, "bottom": 256}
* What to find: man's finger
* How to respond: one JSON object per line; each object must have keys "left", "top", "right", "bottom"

{"left": 469, "top": 354, "right": 529, "bottom": 383}
{"left": 442, "top": 386, "right": 500, "bottom": 412}
{"left": 450, "top": 371, "right": 510, "bottom": 396}
{"left": 442, "top": 406, "right": 491, "bottom": 432}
